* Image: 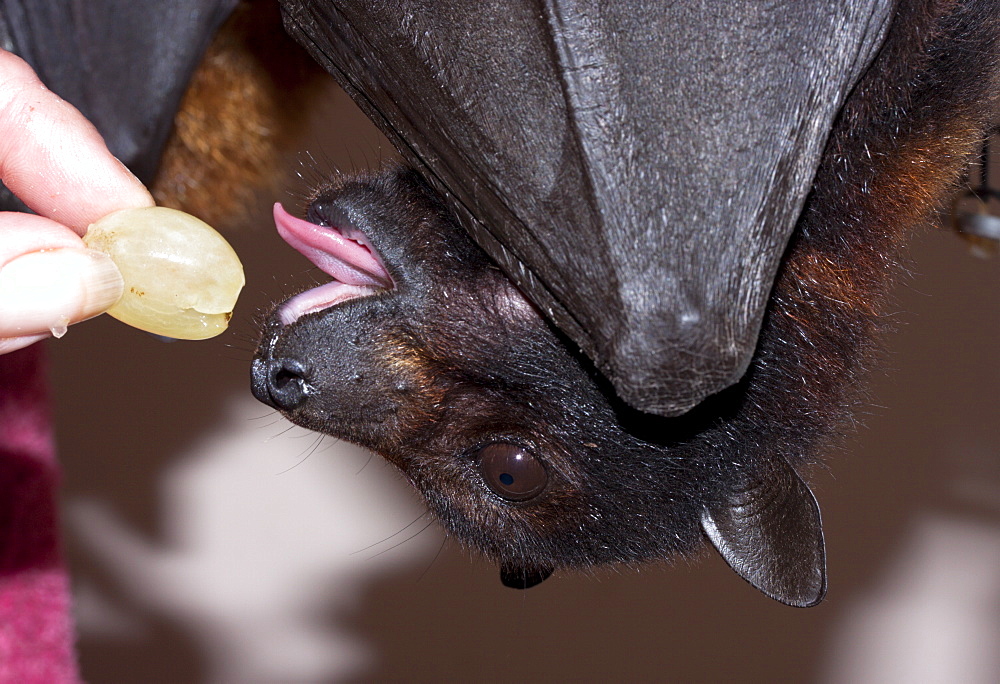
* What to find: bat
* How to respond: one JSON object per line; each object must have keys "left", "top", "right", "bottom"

{"left": 252, "top": 1, "right": 1000, "bottom": 606}
{"left": 254, "top": 0, "right": 1000, "bottom": 606}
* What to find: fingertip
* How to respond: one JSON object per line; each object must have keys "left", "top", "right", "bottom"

{"left": 0, "top": 248, "right": 124, "bottom": 337}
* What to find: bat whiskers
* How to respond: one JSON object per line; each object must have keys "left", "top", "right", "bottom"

{"left": 352, "top": 511, "right": 435, "bottom": 557}
{"left": 274, "top": 432, "right": 327, "bottom": 475}
{"left": 416, "top": 535, "right": 449, "bottom": 583}
{"left": 360, "top": 519, "right": 436, "bottom": 562}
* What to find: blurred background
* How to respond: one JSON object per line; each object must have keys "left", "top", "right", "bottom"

{"left": 47, "top": 65, "right": 999, "bottom": 684}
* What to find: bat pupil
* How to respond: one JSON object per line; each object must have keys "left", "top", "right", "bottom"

{"left": 499, "top": 473, "right": 514, "bottom": 486}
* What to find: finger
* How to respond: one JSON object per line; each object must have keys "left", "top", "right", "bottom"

{"left": 0, "top": 50, "right": 154, "bottom": 234}
{"left": 0, "top": 212, "right": 123, "bottom": 337}
{"left": 0, "top": 209, "right": 87, "bottom": 259}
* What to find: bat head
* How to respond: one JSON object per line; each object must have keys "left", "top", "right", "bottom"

{"left": 253, "top": 166, "right": 826, "bottom": 605}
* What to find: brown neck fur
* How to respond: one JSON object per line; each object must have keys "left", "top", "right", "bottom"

{"left": 150, "top": 0, "right": 326, "bottom": 229}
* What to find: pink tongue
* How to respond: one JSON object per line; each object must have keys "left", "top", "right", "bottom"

{"left": 273, "top": 203, "right": 390, "bottom": 286}
{"left": 273, "top": 203, "right": 393, "bottom": 325}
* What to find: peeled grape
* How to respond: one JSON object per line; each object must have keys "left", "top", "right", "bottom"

{"left": 83, "top": 207, "right": 245, "bottom": 340}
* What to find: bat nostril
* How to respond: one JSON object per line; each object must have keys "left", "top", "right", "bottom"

{"left": 273, "top": 366, "right": 301, "bottom": 390}
{"left": 268, "top": 358, "right": 309, "bottom": 409}
{"left": 252, "top": 357, "right": 310, "bottom": 410}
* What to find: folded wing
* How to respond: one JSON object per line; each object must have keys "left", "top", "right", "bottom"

{"left": 280, "top": 0, "right": 893, "bottom": 415}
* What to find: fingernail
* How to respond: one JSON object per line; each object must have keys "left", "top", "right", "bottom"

{"left": 0, "top": 248, "right": 124, "bottom": 337}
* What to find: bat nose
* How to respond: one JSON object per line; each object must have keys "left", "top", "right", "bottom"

{"left": 251, "top": 356, "right": 310, "bottom": 410}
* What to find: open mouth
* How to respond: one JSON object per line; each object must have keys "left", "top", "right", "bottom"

{"left": 273, "top": 203, "right": 394, "bottom": 325}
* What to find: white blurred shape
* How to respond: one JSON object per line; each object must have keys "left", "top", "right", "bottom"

{"left": 69, "top": 394, "right": 437, "bottom": 683}
{"left": 822, "top": 514, "right": 1000, "bottom": 684}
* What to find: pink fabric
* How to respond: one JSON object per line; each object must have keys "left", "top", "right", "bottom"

{"left": 0, "top": 344, "right": 78, "bottom": 682}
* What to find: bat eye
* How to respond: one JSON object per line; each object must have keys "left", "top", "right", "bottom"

{"left": 476, "top": 443, "right": 547, "bottom": 502}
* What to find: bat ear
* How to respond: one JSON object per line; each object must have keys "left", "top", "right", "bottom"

{"left": 700, "top": 458, "right": 827, "bottom": 607}
{"left": 499, "top": 563, "right": 554, "bottom": 589}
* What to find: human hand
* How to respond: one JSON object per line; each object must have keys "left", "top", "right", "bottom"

{"left": 0, "top": 49, "right": 154, "bottom": 354}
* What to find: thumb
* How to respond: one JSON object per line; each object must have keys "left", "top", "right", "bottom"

{"left": 0, "top": 213, "right": 124, "bottom": 339}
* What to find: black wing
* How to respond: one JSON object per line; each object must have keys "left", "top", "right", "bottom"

{"left": 0, "top": 0, "right": 238, "bottom": 184}
{"left": 279, "top": 0, "right": 893, "bottom": 416}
